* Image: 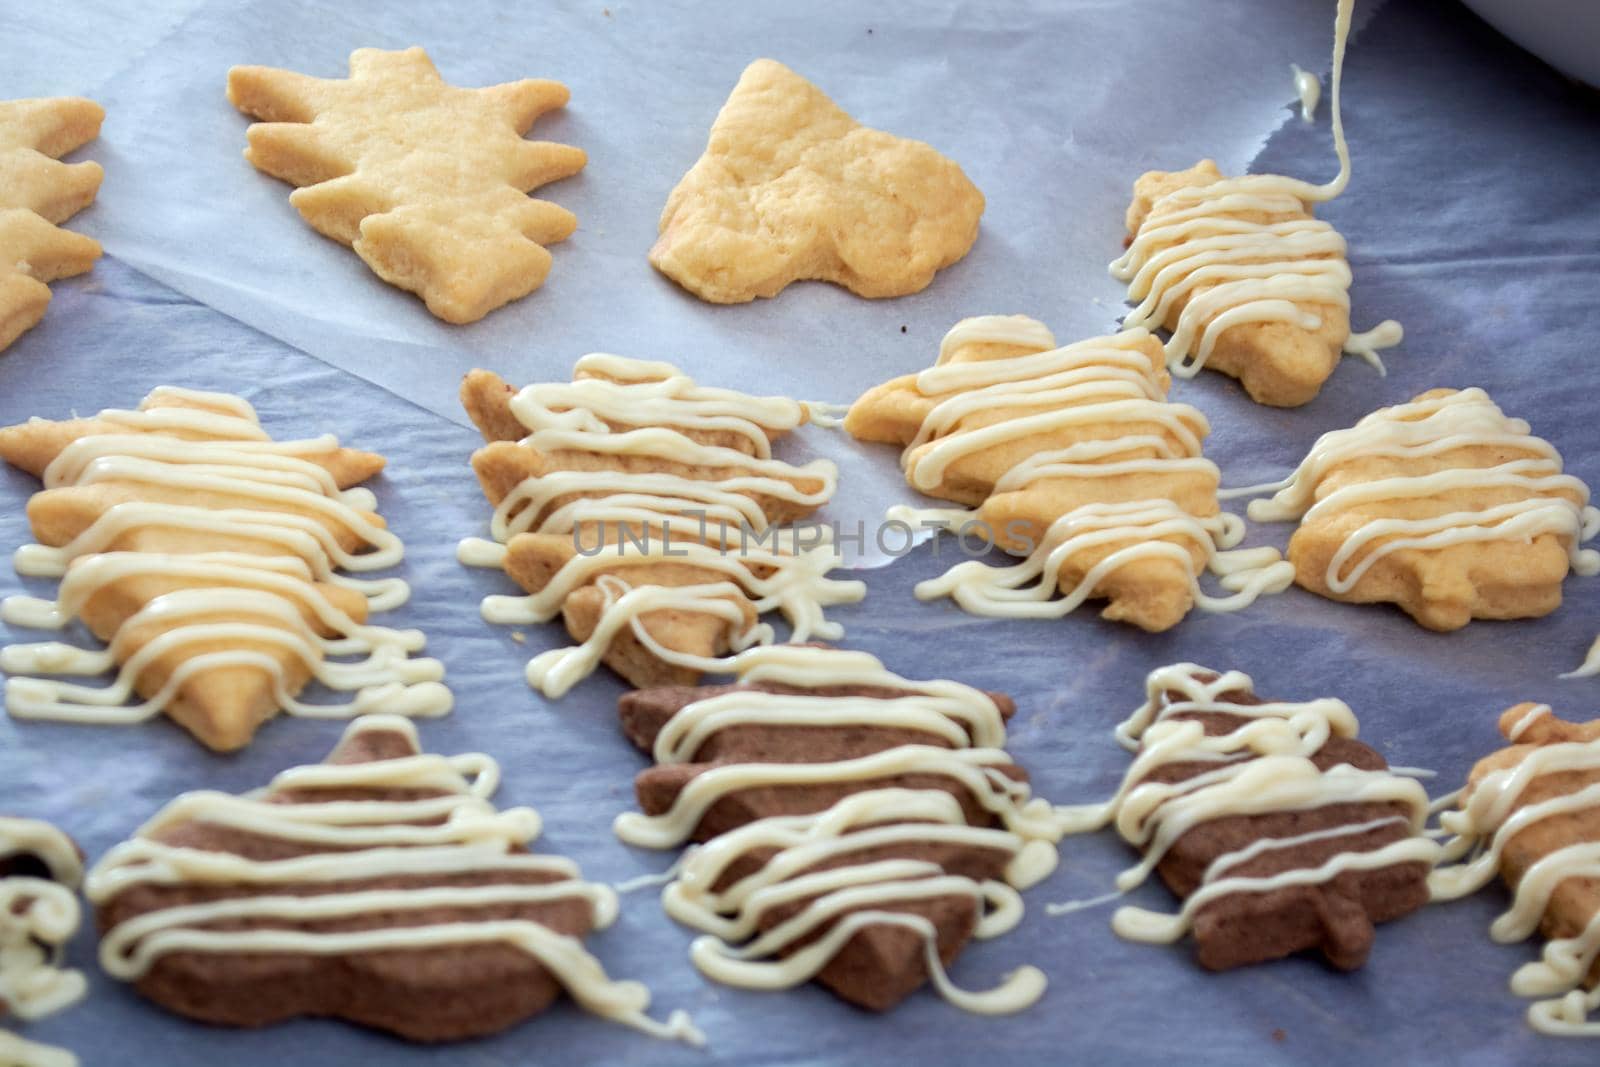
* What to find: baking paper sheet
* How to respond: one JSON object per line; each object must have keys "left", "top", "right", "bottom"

{"left": 40, "top": 0, "right": 1379, "bottom": 566}
{"left": 3, "top": 0, "right": 1600, "bottom": 1064}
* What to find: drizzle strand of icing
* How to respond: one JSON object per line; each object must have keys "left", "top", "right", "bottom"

{"left": 0, "top": 817, "right": 87, "bottom": 1067}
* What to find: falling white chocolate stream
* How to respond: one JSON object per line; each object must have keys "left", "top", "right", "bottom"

{"left": 86, "top": 715, "right": 702, "bottom": 1045}
{"left": 1111, "top": 0, "right": 1402, "bottom": 378}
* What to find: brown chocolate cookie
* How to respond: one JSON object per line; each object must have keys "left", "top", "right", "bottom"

{"left": 1096, "top": 665, "right": 1434, "bottom": 972}
{"left": 619, "top": 659, "right": 1055, "bottom": 1014}
{"left": 86, "top": 716, "right": 685, "bottom": 1044}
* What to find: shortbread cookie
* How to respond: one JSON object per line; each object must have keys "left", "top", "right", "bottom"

{"left": 87, "top": 715, "right": 698, "bottom": 1044}
{"left": 846, "top": 314, "right": 1291, "bottom": 632}
{"left": 1053, "top": 664, "right": 1436, "bottom": 971}
{"left": 649, "top": 59, "right": 983, "bottom": 304}
{"left": 458, "top": 355, "right": 864, "bottom": 696}
{"left": 0, "top": 817, "right": 86, "bottom": 1067}
{"left": 1431, "top": 704, "right": 1600, "bottom": 1036}
{"left": 1111, "top": 0, "right": 1400, "bottom": 406}
{"left": 0, "top": 97, "right": 104, "bottom": 353}
{"left": 1244, "top": 387, "right": 1600, "bottom": 631}
{"left": 0, "top": 386, "right": 450, "bottom": 751}
{"left": 616, "top": 645, "right": 1063, "bottom": 1014}
{"left": 227, "top": 47, "right": 585, "bottom": 323}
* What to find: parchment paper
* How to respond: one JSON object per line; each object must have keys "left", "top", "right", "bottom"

{"left": 3, "top": 1, "right": 1600, "bottom": 1064}
{"left": 33, "top": 0, "right": 1378, "bottom": 566}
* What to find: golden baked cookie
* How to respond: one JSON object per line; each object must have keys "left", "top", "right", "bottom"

{"left": 0, "top": 96, "right": 104, "bottom": 353}
{"left": 1245, "top": 387, "right": 1600, "bottom": 631}
{"left": 0, "top": 386, "right": 449, "bottom": 751}
{"left": 846, "top": 314, "right": 1290, "bottom": 632}
{"left": 650, "top": 59, "right": 983, "bottom": 304}
{"left": 1110, "top": 0, "right": 1400, "bottom": 407}
{"left": 458, "top": 356, "right": 863, "bottom": 695}
{"left": 1432, "top": 703, "right": 1600, "bottom": 1035}
{"left": 227, "top": 47, "right": 585, "bottom": 324}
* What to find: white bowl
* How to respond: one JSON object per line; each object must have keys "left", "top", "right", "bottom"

{"left": 1460, "top": 0, "right": 1600, "bottom": 86}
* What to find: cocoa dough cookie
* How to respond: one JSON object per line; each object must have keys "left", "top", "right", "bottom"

{"left": 1054, "top": 664, "right": 1436, "bottom": 971}
{"left": 86, "top": 715, "right": 697, "bottom": 1045}
{"left": 613, "top": 646, "right": 1063, "bottom": 1015}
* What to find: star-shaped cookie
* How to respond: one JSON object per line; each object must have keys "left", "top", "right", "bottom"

{"left": 227, "top": 47, "right": 586, "bottom": 324}
{"left": 0, "top": 97, "right": 104, "bottom": 353}
{"left": 650, "top": 59, "right": 984, "bottom": 304}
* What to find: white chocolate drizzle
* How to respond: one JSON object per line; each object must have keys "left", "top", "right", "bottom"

{"left": 880, "top": 315, "right": 1292, "bottom": 622}
{"left": 1110, "top": 0, "right": 1402, "bottom": 379}
{"left": 1, "top": 387, "right": 450, "bottom": 733}
{"left": 1291, "top": 63, "right": 1322, "bottom": 122}
{"left": 1430, "top": 712, "right": 1600, "bottom": 1036}
{"left": 1049, "top": 664, "right": 1438, "bottom": 943}
{"left": 460, "top": 356, "right": 863, "bottom": 697}
{"left": 665, "top": 789, "right": 1051, "bottom": 1014}
{"left": 621, "top": 646, "right": 1064, "bottom": 1014}
{"left": 1234, "top": 388, "right": 1600, "bottom": 610}
{"left": 0, "top": 818, "right": 86, "bottom": 1067}
{"left": 85, "top": 715, "right": 701, "bottom": 1045}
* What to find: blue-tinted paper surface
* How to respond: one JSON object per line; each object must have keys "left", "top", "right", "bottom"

{"left": 2, "top": 1, "right": 1599, "bottom": 1064}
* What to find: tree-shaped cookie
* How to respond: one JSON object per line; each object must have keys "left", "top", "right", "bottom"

{"left": 0, "top": 386, "right": 450, "bottom": 750}
{"left": 650, "top": 59, "right": 984, "bottom": 304}
{"left": 615, "top": 646, "right": 1063, "bottom": 1013}
{"left": 87, "top": 714, "right": 698, "bottom": 1044}
{"left": 1432, "top": 704, "right": 1600, "bottom": 1035}
{"left": 1055, "top": 664, "right": 1438, "bottom": 971}
{"left": 226, "top": 47, "right": 586, "bottom": 324}
{"left": 1244, "top": 387, "right": 1600, "bottom": 631}
{"left": 846, "top": 314, "right": 1291, "bottom": 632}
{"left": 458, "top": 355, "right": 863, "bottom": 696}
{"left": 1108, "top": 0, "right": 1401, "bottom": 406}
{"left": 0, "top": 97, "right": 104, "bottom": 353}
